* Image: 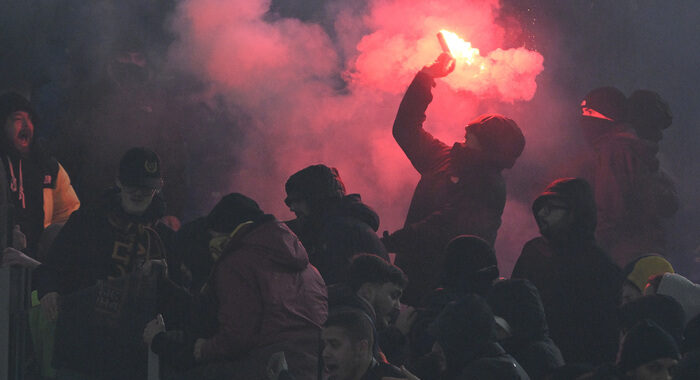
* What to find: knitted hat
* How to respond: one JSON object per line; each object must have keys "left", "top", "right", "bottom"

{"left": 464, "top": 113, "right": 525, "bottom": 169}
{"left": 285, "top": 164, "right": 346, "bottom": 205}
{"left": 206, "top": 193, "right": 264, "bottom": 233}
{"left": 657, "top": 273, "right": 700, "bottom": 325}
{"left": 428, "top": 295, "right": 495, "bottom": 360}
{"left": 617, "top": 319, "right": 680, "bottom": 372}
{"left": 118, "top": 147, "right": 163, "bottom": 189}
{"left": 623, "top": 254, "right": 674, "bottom": 292}
{"left": 618, "top": 294, "right": 685, "bottom": 347}
{"left": 0, "top": 92, "right": 35, "bottom": 124}
{"left": 441, "top": 235, "right": 498, "bottom": 294}
{"left": 581, "top": 86, "right": 628, "bottom": 122}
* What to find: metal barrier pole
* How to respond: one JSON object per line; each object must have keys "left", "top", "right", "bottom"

{"left": 147, "top": 349, "right": 159, "bottom": 380}
{"left": 0, "top": 267, "right": 9, "bottom": 380}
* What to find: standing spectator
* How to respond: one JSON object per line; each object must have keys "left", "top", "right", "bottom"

{"left": 284, "top": 164, "right": 388, "bottom": 285}
{"left": 381, "top": 53, "right": 525, "bottom": 305}
{"left": 572, "top": 87, "right": 678, "bottom": 266}
{"left": 487, "top": 279, "right": 565, "bottom": 379}
{"left": 144, "top": 193, "right": 328, "bottom": 380}
{"left": 512, "top": 177, "right": 622, "bottom": 365}
{"left": 0, "top": 92, "right": 79, "bottom": 256}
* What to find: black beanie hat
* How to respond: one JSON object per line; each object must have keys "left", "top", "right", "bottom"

{"left": 0, "top": 92, "right": 35, "bottom": 124}
{"left": 464, "top": 113, "right": 525, "bottom": 169}
{"left": 206, "top": 193, "right": 264, "bottom": 233}
{"left": 581, "top": 86, "right": 628, "bottom": 122}
{"left": 285, "top": 164, "right": 346, "bottom": 205}
{"left": 428, "top": 295, "right": 495, "bottom": 359}
{"left": 617, "top": 319, "right": 680, "bottom": 373}
{"left": 619, "top": 295, "right": 685, "bottom": 347}
{"left": 441, "top": 235, "right": 498, "bottom": 294}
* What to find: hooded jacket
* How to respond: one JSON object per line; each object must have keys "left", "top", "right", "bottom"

{"left": 487, "top": 279, "right": 564, "bottom": 379}
{"left": 512, "top": 178, "right": 623, "bottom": 365}
{"left": 199, "top": 217, "right": 328, "bottom": 379}
{"left": 571, "top": 127, "right": 678, "bottom": 266}
{"left": 290, "top": 193, "right": 388, "bottom": 286}
{"left": 383, "top": 72, "right": 518, "bottom": 306}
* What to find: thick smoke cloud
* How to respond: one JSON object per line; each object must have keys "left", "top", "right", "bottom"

{"left": 2, "top": 0, "right": 697, "bottom": 277}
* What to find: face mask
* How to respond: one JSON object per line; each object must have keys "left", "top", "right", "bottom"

{"left": 207, "top": 221, "right": 255, "bottom": 262}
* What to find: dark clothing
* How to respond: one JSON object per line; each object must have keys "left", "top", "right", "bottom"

{"left": 197, "top": 217, "right": 327, "bottom": 379}
{"left": 361, "top": 360, "right": 406, "bottom": 380}
{"left": 169, "top": 217, "right": 215, "bottom": 291}
{"left": 383, "top": 72, "right": 507, "bottom": 305}
{"left": 327, "top": 283, "right": 407, "bottom": 365}
{"left": 512, "top": 179, "right": 623, "bottom": 365}
{"left": 488, "top": 279, "right": 565, "bottom": 379}
{"left": 289, "top": 194, "right": 388, "bottom": 286}
{"left": 567, "top": 130, "right": 678, "bottom": 266}
{"left": 34, "top": 188, "right": 172, "bottom": 298}
{"left": 456, "top": 343, "right": 531, "bottom": 380}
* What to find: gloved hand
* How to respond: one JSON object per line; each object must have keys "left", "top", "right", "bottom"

{"left": 421, "top": 53, "right": 456, "bottom": 78}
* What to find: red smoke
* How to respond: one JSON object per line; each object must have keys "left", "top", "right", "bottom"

{"left": 169, "top": 0, "right": 545, "bottom": 274}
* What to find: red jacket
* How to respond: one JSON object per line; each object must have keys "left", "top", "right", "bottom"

{"left": 201, "top": 217, "right": 328, "bottom": 378}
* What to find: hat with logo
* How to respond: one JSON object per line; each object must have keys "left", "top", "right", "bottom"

{"left": 118, "top": 147, "right": 163, "bottom": 189}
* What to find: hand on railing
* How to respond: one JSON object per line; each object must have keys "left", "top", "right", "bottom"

{"left": 40, "top": 292, "right": 60, "bottom": 321}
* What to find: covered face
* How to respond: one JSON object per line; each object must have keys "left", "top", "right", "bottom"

{"left": 463, "top": 113, "right": 525, "bottom": 169}
{"left": 532, "top": 178, "right": 597, "bottom": 244}
{"left": 117, "top": 147, "right": 163, "bottom": 215}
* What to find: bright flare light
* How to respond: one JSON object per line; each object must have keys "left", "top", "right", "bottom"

{"left": 439, "top": 29, "right": 480, "bottom": 65}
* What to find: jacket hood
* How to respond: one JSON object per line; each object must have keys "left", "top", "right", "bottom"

{"left": 488, "top": 279, "right": 549, "bottom": 344}
{"left": 238, "top": 217, "right": 310, "bottom": 271}
{"left": 326, "top": 194, "right": 381, "bottom": 231}
{"left": 532, "top": 177, "right": 597, "bottom": 244}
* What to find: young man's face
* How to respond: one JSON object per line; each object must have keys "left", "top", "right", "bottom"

{"left": 621, "top": 281, "right": 643, "bottom": 305}
{"left": 626, "top": 358, "right": 677, "bottom": 380}
{"left": 535, "top": 198, "right": 572, "bottom": 240}
{"left": 321, "top": 326, "right": 370, "bottom": 380}
{"left": 4, "top": 111, "right": 34, "bottom": 154}
{"left": 360, "top": 282, "right": 402, "bottom": 329}
{"left": 117, "top": 180, "right": 157, "bottom": 215}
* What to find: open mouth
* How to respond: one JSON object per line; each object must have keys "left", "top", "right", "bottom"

{"left": 17, "top": 130, "right": 31, "bottom": 143}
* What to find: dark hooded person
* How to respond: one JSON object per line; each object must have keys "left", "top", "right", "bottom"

{"left": 143, "top": 193, "right": 328, "bottom": 380}
{"left": 381, "top": 53, "right": 525, "bottom": 306}
{"left": 570, "top": 87, "right": 678, "bottom": 266}
{"left": 427, "top": 295, "right": 530, "bottom": 380}
{"left": 512, "top": 177, "right": 623, "bottom": 365}
{"left": 487, "top": 279, "right": 565, "bottom": 379}
{"left": 0, "top": 92, "right": 80, "bottom": 256}
{"left": 284, "top": 164, "right": 388, "bottom": 286}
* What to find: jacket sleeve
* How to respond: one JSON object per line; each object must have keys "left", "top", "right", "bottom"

{"left": 393, "top": 72, "right": 451, "bottom": 175}
{"left": 151, "top": 330, "right": 198, "bottom": 370}
{"left": 44, "top": 163, "right": 80, "bottom": 227}
{"left": 200, "top": 256, "right": 263, "bottom": 361}
{"left": 34, "top": 209, "right": 91, "bottom": 298}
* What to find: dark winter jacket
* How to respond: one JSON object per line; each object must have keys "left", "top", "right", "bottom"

{"left": 512, "top": 178, "right": 623, "bottom": 365}
{"left": 289, "top": 194, "right": 388, "bottom": 286}
{"left": 456, "top": 343, "right": 531, "bottom": 380}
{"left": 198, "top": 217, "right": 328, "bottom": 379}
{"left": 487, "top": 279, "right": 564, "bottom": 379}
{"left": 569, "top": 130, "right": 678, "bottom": 266}
{"left": 169, "top": 216, "right": 215, "bottom": 291}
{"left": 383, "top": 72, "right": 509, "bottom": 305}
{"left": 34, "top": 188, "right": 172, "bottom": 298}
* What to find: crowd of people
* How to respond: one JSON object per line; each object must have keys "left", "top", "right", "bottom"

{"left": 1, "top": 52, "right": 697, "bottom": 380}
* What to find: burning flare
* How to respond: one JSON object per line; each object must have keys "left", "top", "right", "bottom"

{"left": 439, "top": 29, "right": 480, "bottom": 65}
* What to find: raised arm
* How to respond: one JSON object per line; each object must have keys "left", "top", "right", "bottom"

{"left": 393, "top": 53, "right": 455, "bottom": 175}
